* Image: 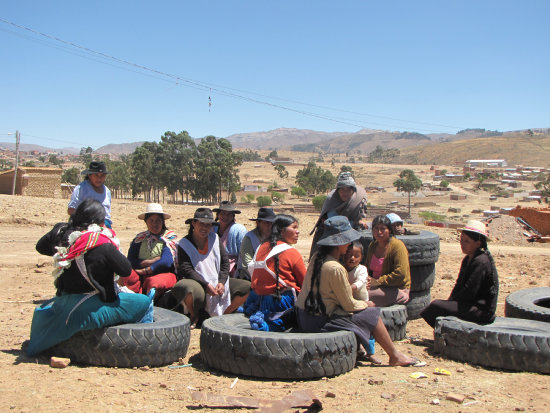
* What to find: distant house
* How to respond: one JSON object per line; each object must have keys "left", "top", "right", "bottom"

{"left": 243, "top": 185, "right": 260, "bottom": 192}
{"left": 465, "top": 159, "right": 508, "bottom": 168}
{"left": 269, "top": 157, "right": 293, "bottom": 165}
{"left": 0, "top": 167, "right": 62, "bottom": 197}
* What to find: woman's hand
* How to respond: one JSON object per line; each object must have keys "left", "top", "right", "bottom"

{"left": 206, "top": 283, "right": 218, "bottom": 296}
{"left": 215, "top": 283, "right": 225, "bottom": 296}
{"left": 368, "top": 276, "right": 380, "bottom": 288}
{"left": 136, "top": 267, "right": 152, "bottom": 276}
{"left": 140, "top": 256, "right": 160, "bottom": 268}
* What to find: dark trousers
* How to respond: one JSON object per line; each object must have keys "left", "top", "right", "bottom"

{"left": 421, "top": 299, "right": 492, "bottom": 328}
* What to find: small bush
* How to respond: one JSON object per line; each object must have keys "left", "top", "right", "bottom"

{"left": 419, "top": 211, "right": 446, "bottom": 221}
{"left": 312, "top": 195, "right": 327, "bottom": 211}
{"left": 271, "top": 191, "right": 284, "bottom": 202}
{"left": 257, "top": 196, "right": 272, "bottom": 207}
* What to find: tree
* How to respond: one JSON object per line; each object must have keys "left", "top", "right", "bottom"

{"left": 312, "top": 195, "right": 327, "bottom": 211}
{"left": 271, "top": 191, "right": 284, "bottom": 202}
{"left": 130, "top": 142, "right": 160, "bottom": 201}
{"left": 79, "top": 146, "right": 93, "bottom": 166}
{"left": 274, "top": 164, "right": 289, "bottom": 179}
{"left": 291, "top": 186, "right": 306, "bottom": 198}
{"left": 440, "top": 180, "right": 449, "bottom": 188}
{"left": 48, "top": 154, "right": 63, "bottom": 167}
{"left": 257, "top": 196, "right": 272, "bottom": 207}
{"left": 340, "top": 165, "right": 354, "bottom": 176}
{"left": 393, "top": 169, "right": 422, "bottom": 215}
{"left": 535, "top": 173, "right": 550, "bottom": 204}
{"left": 104, "top": 156, "right": 131, "bottom": 199}
{"left": 265, "top": 150, "right": 278, "bottom": 161}
{"left": 158, "top": 131, "right": 196, "bottom": 202}
{"left": 295, "top": 161, "right": 336, "bottom": 194}
{"left": 62, "top": 167, "right": 80, "bottom": 185}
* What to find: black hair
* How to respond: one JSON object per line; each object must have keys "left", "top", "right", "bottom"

{"left": 144, "top": 213, "right": 167, "bottom": 233}
{"left": 371, "top": 214, "right": 394, "bottom": 236}
{"left": 304, "top": 245, "right": 331, "bottom": 316}
{"left": 461, "top": 230, "right": 488, "bottom": 250}
{"left": 345, "top": 240, "right": 364, "bottom": 260}
{"left": 268, "top": 214, "right": 298, "bottom": 298}
{"left": 54, "top": 199, "right": 106, "bottom": 246}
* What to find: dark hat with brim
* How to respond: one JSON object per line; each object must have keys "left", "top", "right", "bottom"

{"left": 185, "top": 207, "right": 217, "bottom": 224}
{"left": 317, "top": 215, "right": 361, "bottom": 246}
{"left": 213, "top": 200, "right": 241, "bottom": 214}
{"left": 82, "top": 161, "right": 109, "bottom": 175}
{"left": 250, "top": 207, "right": 276, "bottom": 222}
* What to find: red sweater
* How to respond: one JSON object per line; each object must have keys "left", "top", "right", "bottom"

{"left": 250, "top": 241, "right": 306, "bottom": 295}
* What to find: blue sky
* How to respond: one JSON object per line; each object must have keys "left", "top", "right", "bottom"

{"left": 1, "top": 1, "right": 549, "bottom": 149}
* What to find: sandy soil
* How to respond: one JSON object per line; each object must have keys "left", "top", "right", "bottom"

{"left": 1, "top": 176, "right": 550, "bottom": 412}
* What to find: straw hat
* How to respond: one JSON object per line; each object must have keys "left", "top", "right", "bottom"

{"left": 317, "top": 216, "right": 361, "bottom": 246}
{"left": 138, "top": 203, "right": 171, "bottom": 220}
{"left": 458, "top": 220, "right": 490, "bottom": 240}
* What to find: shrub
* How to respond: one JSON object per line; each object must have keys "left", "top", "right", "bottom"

{"left": 256, "top": 196, "right": 272, "bottom": 207}
{"left": 312, "top": 195, "right": 327, "bottom": 211}
{"left": 419, "top": 211, "right": 446, "bottom": 221}
{"left": 271, "top": 191, "right": 284, "bottom": 202}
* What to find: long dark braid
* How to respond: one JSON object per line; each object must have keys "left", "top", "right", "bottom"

{"left": 268, "top": 214, "right": 297, "bottom": 299}
{"left": 304, "top": 245, "right": 331, "bottom": 316}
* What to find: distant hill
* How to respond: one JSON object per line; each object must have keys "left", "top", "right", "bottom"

{"left": 225, "top": 128, "right": 353, "bottom": 150}
{"left": 96, "top": 142, "right": 146, "bottom": 155}
{"left": 396, "top": 132, "right": 550, "bottom": 167}
{"left": 0, "top": 142, "right": 80, "bottom": 154}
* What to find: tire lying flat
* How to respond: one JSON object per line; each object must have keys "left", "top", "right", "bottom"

{"left": 50, "top": 307, "right": 190, "bottom": 368}
{"left": 434, "top": 316, "right": 550, "bottom": 374}
{"left": 200, "top": 313, "right": 357, "bottom": 379}
{"left": 505, "top": 287, "right": 550, "bottom": 323}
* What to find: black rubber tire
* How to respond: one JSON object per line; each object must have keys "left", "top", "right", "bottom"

{"left": 410, "top": 263, "right": 436, "bottom": 292}
{"left": 406, "top": 289, "right": 431, "bottom": 320}
{"left": 200, "top": 313, "right": 357, "bottom": 379}
{"left": 359, "top": 230, "right": 440, "bottom": 266}
{"left": 505, "top": 287, "right": 550, "bottom": 323}
{"left": 380, "top": 305, "right": 407, "bottom": 341}
{"left": 434, "top": 316, "right": 550, "bottom": 373}
{"left": 50, "top": 307, "right": 191, "bottom": 367}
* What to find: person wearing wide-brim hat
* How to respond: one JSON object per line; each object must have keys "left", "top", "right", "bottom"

{"left": 118, "top": 203, "right": 178, "bottom": 302}
{"left": 212, "top": 201, "right": 247, "bottom": 277}
{"left": 170, "top": 207, "right": 249, "bottom": 328}
{"left": 421, "top": 220, "right": 499, "bottom": 328}
{"left": 309, "top": 172, "right": 369, "bottom": 259}
{"left": 296, "top": 216, "right": 420, "bottom": 367}
{"left": 235, "top": 208, "right": 276, "bottom": 281}
{"left": 67, "top": 161, "right": 113, "bottom": 227}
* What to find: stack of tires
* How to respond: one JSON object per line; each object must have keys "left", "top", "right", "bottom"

{"left": 359, "top": 230, "right": 440, "bottom": 320}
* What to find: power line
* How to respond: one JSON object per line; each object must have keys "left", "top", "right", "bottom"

{"left": 0, "top": 17, "right": 463, "bottom": 133}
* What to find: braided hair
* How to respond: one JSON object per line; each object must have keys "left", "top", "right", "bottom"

{"left": 268, "top": 214, "right": 297, "bottom": 298}
{"left": 304, "top": 245, "right": 330, "bottom": 316}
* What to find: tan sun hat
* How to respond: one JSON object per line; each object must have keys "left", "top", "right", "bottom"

{"left": 458, "top": 220, "right": 490, "bottom": 241}
{"left": 138, "top": 203, "right": 171, "bottom": 220}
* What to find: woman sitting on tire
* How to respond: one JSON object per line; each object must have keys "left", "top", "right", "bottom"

{"left": 421, "top": 220, "right": 499, "bottom": 328}
{"left": 118, "top": 203, "right": 177, "bottom": 302}
{"left": 366, "top": 215, "right": 411, "bottom": 307}
{"left": 172, "top": 208, "right": 250, "bottom": 328}
{"left": 244, "top": 214, "right": 307, "bottom": 331}
{"left": 28, "top": 199, "right": 152, "bottom": 356}
{"left": 295, "top": 216, "right": 417, "bottom": 366}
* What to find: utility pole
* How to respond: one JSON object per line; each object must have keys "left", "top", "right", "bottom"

{"left": 11, "top": 130, "right": 20, "bottom": 195}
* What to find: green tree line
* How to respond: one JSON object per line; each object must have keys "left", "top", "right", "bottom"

{"left": 66, "top": 131, "right": 242, "bottom": 204}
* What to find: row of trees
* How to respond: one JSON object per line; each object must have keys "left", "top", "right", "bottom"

{"left": 65, "top": 131, "right": 242, "bottom": 204}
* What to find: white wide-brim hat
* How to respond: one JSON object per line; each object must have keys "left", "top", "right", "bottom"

{"left": 458, "top": 220, "right": 490, "bottom": 241}
{"left": 138, "top": 203, "right": 171, "bottom": 220}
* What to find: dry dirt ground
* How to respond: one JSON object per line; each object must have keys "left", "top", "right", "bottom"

{"left": 1, "top": 184, "right": 550, "bottom": 412}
